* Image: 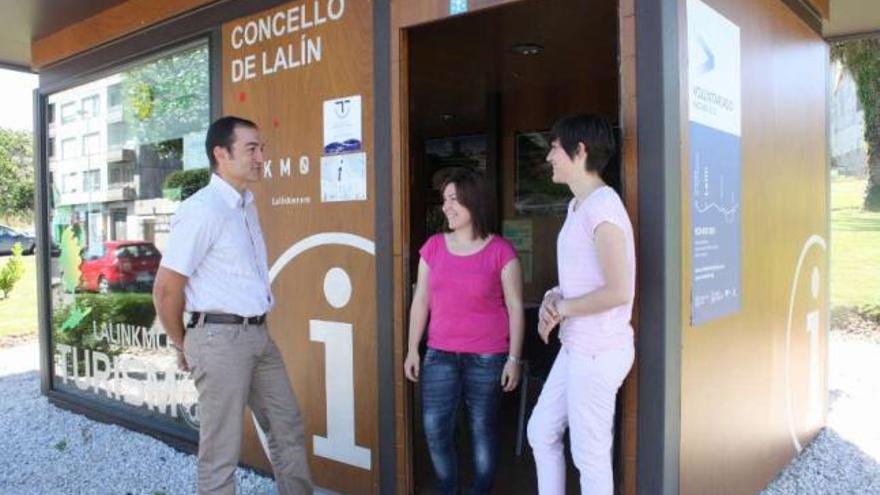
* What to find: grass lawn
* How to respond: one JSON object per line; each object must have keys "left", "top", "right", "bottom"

{"left": 0, "top": 254, "right": 38, "bottom": 338}
{"left": 831, "top": 176, "right": 880, "bottom": 309}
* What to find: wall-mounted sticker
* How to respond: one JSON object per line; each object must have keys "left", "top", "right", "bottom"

{"left": 321, "top": 153, "right": 367, "bottom": 202}
{"left": 687, "top": 0, "right": 742, "bottom": 326}
{"left": 323, "top": 95, "right": 362, "bottom": 154}
{"left": 450, "top": 0, "right": 468, "bottom": 15}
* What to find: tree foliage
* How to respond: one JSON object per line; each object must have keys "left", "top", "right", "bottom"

{"left": 831, "top": 39, "right": 880, "bottom": 211}
{"left": 0, "top": 127, "right": 34, "bottom": 218}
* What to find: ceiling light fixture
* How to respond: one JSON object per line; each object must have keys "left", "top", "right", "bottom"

{"left": 511, "top": 43, "right": 544, "bottom": 56}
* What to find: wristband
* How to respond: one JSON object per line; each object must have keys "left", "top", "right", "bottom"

{"left": 543, "top": 287, "right": 560, "bottom": 299}
{"left": 507, "top": 355, "right": 522, "bottom": 365}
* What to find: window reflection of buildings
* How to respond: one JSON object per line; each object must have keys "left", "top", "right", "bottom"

{"left": 48, "top": 75, "right": 171, "bottom": 251}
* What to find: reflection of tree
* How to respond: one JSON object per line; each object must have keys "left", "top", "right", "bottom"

{"left": 122, "top": 44, "right": 209, "bottom": 199}
{"left": 122, "top": 44, "right": 209, "bottom": 158}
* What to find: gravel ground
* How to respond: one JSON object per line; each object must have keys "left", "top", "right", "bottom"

{"left": 0, "top": 340, "right": 278, "bottom": 495}
{"left": 2, "top": 317, "right": 878, "bottom": 494}
{"left": 762, "top": 316, "right": 880, "bottom": 495}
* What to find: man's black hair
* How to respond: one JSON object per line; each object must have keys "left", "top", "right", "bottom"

{"left": 205, "top": 116, "right": 258, "bottom": 170}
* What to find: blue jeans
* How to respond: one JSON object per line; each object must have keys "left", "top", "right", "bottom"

{"left": 421, "top": 348, "right": 506, "bottom": 495}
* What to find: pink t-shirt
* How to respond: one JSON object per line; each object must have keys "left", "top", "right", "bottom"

{"left": 419, "top": 234, "right": 518, "bottom": 354}
{"left": 557, "top": 186, "right": 635, "bottom": 354}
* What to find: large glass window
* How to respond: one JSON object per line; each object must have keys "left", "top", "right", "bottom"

{"left": 47, "top": 41, "right": 210, "bottom": 433}
{"left": 82, "top": 132, "right": 101, "bottom": 156}
{"left": 81, "top": 95, "right": 100, "bottom": 119}
{"left": 107, "top": 84, "right": 122, "bottom": 109}
{"left": 82, "top": 170, "right": 101, "bottom": 192}
{"left": 60, "top": 102, "right": 78, "bottom": 124}
{"left": 61, "top": 137, "right": 78, "bottom": 159}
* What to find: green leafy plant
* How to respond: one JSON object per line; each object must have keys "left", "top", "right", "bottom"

{"left": 0, "top": 242, "right": 25, "bottom": 298}
{"left": 163, "top": 167, "right": 211, "bottom": 200}
{"left": 53, "top": 293, "right": 156, "bottom": 356}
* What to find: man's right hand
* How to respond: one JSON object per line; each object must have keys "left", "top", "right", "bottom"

{"left": 176, "top": 348, "right": 190, "bottom": 372}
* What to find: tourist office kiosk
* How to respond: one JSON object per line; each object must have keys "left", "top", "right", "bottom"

{"left": 29, "top": 0, "right": 831, "bottom": 493}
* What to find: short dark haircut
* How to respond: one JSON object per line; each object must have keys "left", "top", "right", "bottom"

{"left": 440, "top": 168, "right": 492, "bottom": 240}
{"left": 205, "top": 116, "right": 258, "bottom": 170}
{"left": 549, "top": 113, "right": 616, "bottom": 174}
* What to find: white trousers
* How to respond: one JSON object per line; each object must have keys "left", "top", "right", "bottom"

{"left": 527, "top": 345, "right": 634, "bottom": 495}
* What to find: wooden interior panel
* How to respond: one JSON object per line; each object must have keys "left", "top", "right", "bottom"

{"left": 678, "top": 0, "right": 828, "bottom": 494}
{"left": 222, "top": 1, "right": 378, "bottom": 492}
{"left": 32, "top": 0, "right": 219, "bottom": 69}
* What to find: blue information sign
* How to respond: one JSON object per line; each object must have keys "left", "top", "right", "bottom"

{"left": 687, "top": 0, "right": 742, "bottom": 325}
{"left": 690, "top": 122, "right": 741, "bottom": 324}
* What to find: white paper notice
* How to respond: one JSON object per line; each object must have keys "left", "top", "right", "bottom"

{"left": 687, "top": 0, "right": 741, "bottom": 137}
{"left": 323, "top": 95, "right": 363, "bottom": 154}
{"left": 321, "top": 153, "right": 367, "bottom": 202}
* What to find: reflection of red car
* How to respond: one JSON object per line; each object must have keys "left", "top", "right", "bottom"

{"left": 80, "top": 241, "right": 161, "bottom": 293}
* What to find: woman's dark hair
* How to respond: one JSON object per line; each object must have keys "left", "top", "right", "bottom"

{"left": 205, "top": 116, "right": 258, "bottom": 170}
{"left": 549, "top": 113, "right": 616, "bottom": 174}
{"left": 440, "top": 168, "right": 492, "bottom": 240}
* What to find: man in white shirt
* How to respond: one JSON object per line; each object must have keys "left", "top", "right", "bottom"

{"left": 153, "top": 116, "right": 312, "bottom": 495}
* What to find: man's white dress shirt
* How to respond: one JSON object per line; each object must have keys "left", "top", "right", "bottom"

{"left": 160, "top": 174, "right": 273, "bottom": 317}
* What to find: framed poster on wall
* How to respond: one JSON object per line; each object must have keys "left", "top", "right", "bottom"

{"left": 515, "top": 131, "right": 569, "bottom": 215}
{"left": 424, "top": 134, "right": 487, "bottom": 190}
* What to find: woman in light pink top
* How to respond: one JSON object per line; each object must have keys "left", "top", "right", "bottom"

{"left": 404, "top": 168, "right": 524, "bottom": 495}
{"left": 527, "top": 114, "right": 636, "bottom": 495}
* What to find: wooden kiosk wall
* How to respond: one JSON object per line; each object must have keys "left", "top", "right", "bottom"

{"left": 677, "top": 0, "right": 829, "bottom": 493}
{"left": 221, "top": 2, "right": 380, "bottom": 493}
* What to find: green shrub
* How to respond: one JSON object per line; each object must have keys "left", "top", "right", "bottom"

{"left": 865, "top": 183, "right": 880, "bottom": 212}
{"left": 163, "top": 168, "right": 211, "bottom": 200}
{"left": 0, "top": 242, "right": 25, "bottom": 298}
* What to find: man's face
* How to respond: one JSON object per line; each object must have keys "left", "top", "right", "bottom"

{"left": 216, "top": 126, "right": 264, "bottom": 184}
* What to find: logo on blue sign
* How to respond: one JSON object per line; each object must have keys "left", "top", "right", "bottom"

{"left": 450, "top": 0, "right": 468, "bottom": 15}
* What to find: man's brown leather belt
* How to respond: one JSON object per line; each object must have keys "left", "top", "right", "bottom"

{"left": 189, "top": 312, "right": 267, "bottom": 326}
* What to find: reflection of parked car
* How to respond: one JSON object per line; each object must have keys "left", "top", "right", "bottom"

{"left": 0, "top": 224, "right": 35, "bottom": 255}
{"left": 80, "top": 241, "right": 161, "bottom": 293}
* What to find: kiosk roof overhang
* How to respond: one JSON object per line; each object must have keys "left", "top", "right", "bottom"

{"left": 823, "top": 0, "right": 880, "bottom": 40}
{"left": 0, "top": 0, "right": 877, "bottom": 71}
{"left": 0, "top": 0, "right": 127, "bottom": 72}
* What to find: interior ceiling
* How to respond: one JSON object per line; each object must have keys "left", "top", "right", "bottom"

{"left": 823, "top": 0, "right": 880, "bottom": 39}
{"left": 409, "top": 0, "right": 617, "bottom": 137}
{"left": 0, "top": 0, "right": 878, "bottom": 71}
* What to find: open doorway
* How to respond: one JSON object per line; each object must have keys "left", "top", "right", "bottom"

{"left": 403, "top": 0, "right": 624, "bottom": 492}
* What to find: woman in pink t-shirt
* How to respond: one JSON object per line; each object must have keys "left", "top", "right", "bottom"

{"left": 404, "top": 169, "right": 524, "bottom": 495}
{"left": 527, "top": 114, "right": 636, "bottom": 495}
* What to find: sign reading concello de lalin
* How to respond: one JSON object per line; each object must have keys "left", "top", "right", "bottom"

{"left": 229, "top": 0, "right": 346, "bottom": 82}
